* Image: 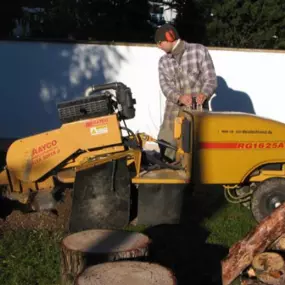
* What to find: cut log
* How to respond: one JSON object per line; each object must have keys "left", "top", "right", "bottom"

{"left": 75, "top": 261, "right": 176, "bottom": 285}
{"left": 252, "top": 252, "right": 284, "bottom": 272}
{"left": 252, "top": 252, "right": 285, "bottom": 285}
{"left": 60, "top": 229, "right": 151, "bottom": 285}
{"left": 221, "top": 202, "right": 285, "bottom": 285}
{"left": 270, "top": 234, "right": 285, "bottom": 251}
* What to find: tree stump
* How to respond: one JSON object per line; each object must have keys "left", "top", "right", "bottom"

{"left": 75, "top": 261, "right": 177, "bottom": 285}
{"left": 60, "top": 229, "right": 151, "bottom": 285}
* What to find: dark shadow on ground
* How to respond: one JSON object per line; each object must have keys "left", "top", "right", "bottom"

{"left": 142, "top": 114, "right": 229, "bottom": 284}
{"left": 211, "top": 76, "right": 255, "bottom": 114}
{"left": 143, "top": 185, "right": 229, "bottom": 285}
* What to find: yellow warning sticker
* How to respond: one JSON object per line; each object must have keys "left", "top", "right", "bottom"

{"left": 90, "top": 125, "right": 108, "bottom": 135}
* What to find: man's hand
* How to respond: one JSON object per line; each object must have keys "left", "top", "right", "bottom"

{"left": 179, "top": 94, "right": 192, "bottom": 106}
{"left": 196, "top": 93, "right": 208, "bottom": 105}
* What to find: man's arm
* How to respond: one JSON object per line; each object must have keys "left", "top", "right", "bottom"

{"left": 158, "top": 58, "right": 181, "bottom": 104}
{"left": 198, "top": 45, "right": 217, "bottom": 99}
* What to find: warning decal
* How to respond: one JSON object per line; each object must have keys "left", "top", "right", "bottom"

{"left": 90, "top": 125, "right": 108, "bottom": 136}
{"left": 85, "top": 118, "right": 108, "bottom": 128}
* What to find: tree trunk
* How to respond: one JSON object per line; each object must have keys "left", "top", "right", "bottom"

{"left": 60, "top": 229, "right": 151, "bottom": 285}
{"left": 252, "top": 252, "right": 285, "bottom": 285}
{"left": 75, "top": 261, "right": 177, "bottom": 285}
{"left": 221, "top": 202, "right": 285, "bottom": 285}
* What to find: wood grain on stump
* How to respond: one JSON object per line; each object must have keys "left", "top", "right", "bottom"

{"left": 60, "top": 229, "right": 151, "bottom": 285}
{"left": 221, "top": 202, "right": 285, "bottom": 285}
{"left": 76, "top": 261, "right": 176, "bottom": 285}
{"left": 252, "top": 252, "right": 285, "bottom": 285}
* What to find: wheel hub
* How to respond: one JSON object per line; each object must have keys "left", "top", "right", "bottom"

{"left": 251, "top": 178, "right": 285, "bottom": 223}
{"left": 267, "top": 195, "right": 285, "bottom": 212}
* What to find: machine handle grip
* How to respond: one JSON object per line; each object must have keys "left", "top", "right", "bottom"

{"left": 191, "top": 96, "right": 203, "bottom": 111}
{"left": 84, "top": 82, "right": 125, "bottom": 97}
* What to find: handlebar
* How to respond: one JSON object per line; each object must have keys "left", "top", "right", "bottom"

{"left": 84, "top": 82, "right": 126, "bottom": 97}
{"left": 191, "top": 96, "right": 203, "bottom": 110}
{"left": 84, "top": 82, "right": 136, "bottom": 120}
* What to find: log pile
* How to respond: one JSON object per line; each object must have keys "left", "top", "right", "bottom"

{"left": 221, "top": 203, "right": 285, "bottom": 285}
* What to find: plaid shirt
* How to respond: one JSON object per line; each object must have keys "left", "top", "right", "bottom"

{"left": 158, "top": 41, "right": 217, "bottom": 131}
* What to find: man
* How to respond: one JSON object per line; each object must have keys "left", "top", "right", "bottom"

{"left": 155, "top": 24, "right": 217, "bottom": 161}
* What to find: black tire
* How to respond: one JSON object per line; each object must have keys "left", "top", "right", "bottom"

{"left": 251, "top": 177, "right": 285, "bottom": 222}
{"left": 69, "top": 158, "right": 131, "bottom": 233}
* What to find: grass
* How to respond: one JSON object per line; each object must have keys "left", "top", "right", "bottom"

{"left": 203, "top": 203, "right": 257, "bottom": 247}
{"left": 0, "top": 230, "right": 64, "bottom": 285}
{"left": 0, "top": 203, "right": 257, "bottom": 285}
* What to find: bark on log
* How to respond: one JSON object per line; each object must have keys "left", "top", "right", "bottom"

{"left": 269, "top": 234, "right": 285, "bottom": 251}
{"left": 60, "top": 229, "right": 151, "bottom": 285}
{"left": 252, "top": 252, "right": 285, "bottom": 285}
{"left": 221, "top": 202, "right": 285, "bottom": 285}
{"left": 75, "top": 261, "right": 177, "bottom": 285}
{"left": 241, "top": 278, "right": 265, "bottom": 285}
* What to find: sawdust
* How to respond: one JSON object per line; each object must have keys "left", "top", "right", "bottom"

{"left": 0, "top": 190, "right": 72, "bottom": 233}
{"left": 0, "top": 150, "right": 71, "bottom": 233}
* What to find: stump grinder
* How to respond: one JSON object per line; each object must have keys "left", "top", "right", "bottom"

{"left": 1, "top": 82, "right": 285, "bottom": 231}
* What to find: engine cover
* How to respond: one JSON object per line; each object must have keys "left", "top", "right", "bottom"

{"left": 57, "top": 93, "right": 113, "bottom": 124}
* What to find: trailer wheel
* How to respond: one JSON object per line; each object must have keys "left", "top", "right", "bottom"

{"left": 251, "top": 177, "right": 285, "bottom": 223}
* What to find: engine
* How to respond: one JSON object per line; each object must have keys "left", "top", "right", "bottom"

{"left": 57, "top": 82, "right": 136, "bottom": 124}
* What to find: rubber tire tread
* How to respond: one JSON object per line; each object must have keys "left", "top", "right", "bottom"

{"left": 251, "top": 177, "right": 285, "bottom": 223}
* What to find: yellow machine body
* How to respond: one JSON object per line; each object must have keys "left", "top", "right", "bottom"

{"left": 0, "top": 114, "right": 126, "bottom": 194}
{"left": 188, "top": 111, "right": 285, "bottom": 184}
{"left": 134, "top": 110, "right": 285, "bottom": 186}
{"left": 2, "top": 110, "right": 285, "bottom": 194}
{"left": 2, "top": 82, "right": 285, "bottom": 228}
{"left": 7, "top": 114, "right": 122, "bottom": 182}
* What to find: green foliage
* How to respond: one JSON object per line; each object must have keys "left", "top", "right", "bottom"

{"left": 172, "top": 0, "right": 210, "bottom": 43}
{"left": 3, "top": 0, "right": 285, "bottom": 49}
{"left": 23, "top": 0, "right": 154, "bottom": 42}
{"left": 206, "top": 0, "right": 285, "bottom": 49}
{"left": 0, "top": 0, "right": 24, "bottom": 38}
{"left": 165, "top": 0, "right": 285, "bottom": 49}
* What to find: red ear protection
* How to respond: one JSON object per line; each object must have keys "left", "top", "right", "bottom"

{"left": 165, "top": 30, "right": 176, "bottom": 42}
